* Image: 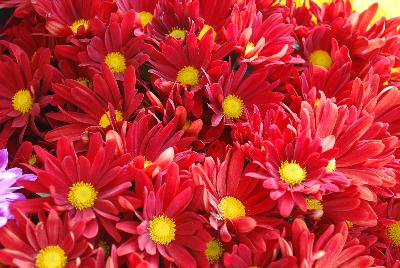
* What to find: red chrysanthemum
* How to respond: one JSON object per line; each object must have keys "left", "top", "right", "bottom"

{"left": 15, "top": 133, "right": 132, "bottom": 241}
{"left": 78, "top": 11, "right": 151, "bottom": 80}
{"left": 0, "top": 210, "right": 95, "bottom": 267}
{"left": 45, "top": 64, "right": 143, "bottom": 142}
{"left": 206, "top": 62, "right": 283, "bottom": 126}
{"left": 0, "top": 42, "right": 61, "bottom": 146}
{"left": 116, "top": 0, "right": 158, "bottom": 29}
{"left": 117, "top": 163, "right": 208, "bottom": 268}
{"left": 192, "top": 148, "right": 280, "bottom": 253}
{"left": 32, "top": 0, "right": 113, "bottom": 37}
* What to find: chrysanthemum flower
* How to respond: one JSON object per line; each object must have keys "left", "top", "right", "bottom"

{"left": 16, "top": 133, "right": 132, "bottom": 240}
{"left": 223, "top": 243, "right": 272, "bottom": 268}
{"left": 206, "top": 62, "right": 283, "bottom": 126}
{"left": 192, "top": 148, "right": 279, "bottom": 252}
{"left": 276, "top": 218, "right": 375, "bottom": 267}
{"left": 0, "top": 148, "right": 36, "bottom": 227}
{"left": 32, "top": 0, "right": 112, "bottom": 37}
{"left": 117, "top": 163, "right": 208, "bottom": 267}
{"left": 116, "top": 0, "right": 158, "bottom": 28}
{"left": 0, "top": 42, "right": 60, "bottom": 144}
{"left": 0, "top": 210, "right": 95, "bottom": 267}
{"left": 45, "top": 65, "right": 143, "bottom": 142}
{"left": 78, "top": 11, "right": 151, "bottom": 80}
{"left": 247, "top": 123, "right": 350, "bottom": 217}
{"left": 225, "top": 3, "right": 294, "bottom": 64}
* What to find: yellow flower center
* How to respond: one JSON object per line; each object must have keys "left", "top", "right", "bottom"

{"left": 70, "top": 19, "right": 89, "bottom": 34}
{"left": 245, "top": 42, "right": 255, "bottom": 56}
{"left": 198, "top": 24, "right": 216, "bottom": 40}
{"left": 35, "top": 245, "right": 67, "bottom": 268}
{"left": 306, "top": 198, "right": 323, "bottom": 210}
{"left": 205, "top": 239, "right": 224, "bottom": 263}
{"left": 98, "top": 240, "right": 111, "bottom": 257}
{"left": 144, "top": 160, "right": 153, "bottom": 168}
{"left": 309, "top": 50, "right": 333, "bottom": 69}
{"left": 176, "top": 66, "right": 200, "bottom": 86}
{"left": 169, "top": 27, "right": 186, "bottom": 39}
{"left": 148, "top": 215, "right": 176, "bottom": 245}
{"left": 12, "top": 89, "right": 33, "bottom": 114}
{"left": 218, "top": 196, "right": 246, "bottom": 220}
{"left": 222, "top": 94, "right": 244, "bottom": 120}
{"left": 278, "top": 160, "right": 307, "bottom": 186}
{"left": 138, "top": 11, "right": 153, "bottom": 27}
{"left": 104, "top": 52, "right": 127, "bottom": 73}
{"left": 76, "top": 77, "right": 92, "bottom": 88}
{"left": 388, "top": 221, "right": 400, "bottom": 247}
{"left": 314, "top": 99, "right": 320, "bottom": 107}
{"left": 326, "top": 159, "right": 336, "bottom": 172}
{"left": 346, "top": 220, "right": 354, "bottom": 229}
{"left": 99, "top": 110, "right": 124, "bottom": 129}
{"left": 67, "top": 181, "right": 98, "bottom": 210}
{"left": 28, "top": 154, "right": 37, "bottom": 165}
{"left": 274, "top": 0, "right": 331, "bottom": 7}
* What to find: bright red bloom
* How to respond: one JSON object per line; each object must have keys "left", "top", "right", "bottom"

{"left": 0, "top": 210, "right": 95, "bottom": 267}
{"left": 78, "top": 11, "right": 151, "bottom": 80}
{"left": 224, "top": 2, "right": 295, "bottom": 64}
{"left": 247, "top": 121, "right": 349, "bottom": 217}
{"left": 16, "top": 133, "right": 132, "bottom": 241}
{"left": 275, "top": 219, "right": 375, "bottom": 267}
{"left": 192, "top": 148, "right": 279, "bottom": 252}
{"left": 0, "top": 42, "right": 61, "bottom": 145}
{"left": 45, "top": 65, "right": 143, "bottom": 142}
{"left": 117, "top": 163, "right": 208, "bottom": 268}
{"left": 32, "top": 0, "right": 113, "bottom": 37}
{"left": 116, "top": 0, "right": 158, "bottom": 30}
{"left": 223, "top": 243, "right": 273, "bottom": 268}
{"left": 206, "top": 62, "right": 283, "bottom": 126}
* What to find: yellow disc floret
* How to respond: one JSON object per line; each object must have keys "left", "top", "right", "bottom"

{"left": 35, "top": 245, "right": 67, "bottom": 268}
{"left": 12, "top": 89, "right": 33, "bottom": 114}
{"left": 70, "top": 19, "right": 89, "bottom": 34}
{"left": 138, "top": 11, "right": 153, "bottom": 27}
{"left": 176, "top": 66, "right": 200, "bottom": 86}
{"left": 388, "top": 221, "right": 400, "bottom": 247}
{"left": 77, "top": 77, "right": 92, "bottom": 88}
{"left": 218, "top": 196, "right": 246, "bottom": 220}
{"left": 148, "top": 215, "right": 176, "bottom": 245}
{"left": 279, "top": 160, "right": 307, "bottom": 186}
{"left": 67, "top": 181, "right": 98, "bottom": 210}
{"left": 222, "top": 94, "right": 244, "bottom": 120}
{"left": 169, "top": 27, "right": 186, "bottom": 39}
{"left": 306, "top": 198, "right": 323, "bottom": 211}
{"left": 205, "top": 238, "right": 224, "bottom": 263}
{"left": 198, "top": 24, "right": 216, "bottom": 40}
{"left": 326, "top": 159, "right": 336, "bottom": 172}
{"left": 104, "top": 52, "right": 127, "bottom": 73}
{"left": 309, "top": 50, "right": 333, "bottom": 69}
{"left": 99, "top": 110, "right": 124, "bottom": 129}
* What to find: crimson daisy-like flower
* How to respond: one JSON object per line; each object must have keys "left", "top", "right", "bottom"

{"left": 16, "top": 133, "right": 132, "bottom": 241}
{"left": 78, "top": 11, "right": 151, "bottom": 80}
{"left": 117, "top": 163, "right": 208, "bottom": 268}
{"left": 115, "top": 0, "right": 158, "bottom": 29}
{"left": 192, "top": 148, "right": 279, "bottom": 252}
{"left": 0, "top": 42, "right": 61, "bottom": 145}
{"left": 247, "top": 121, "right": 350, "bottom": 217}
{"left": 45, "top": 64, "right": 143, "bottom": 142}
{"left": 206, "top": 62, "right": 283, "bottom": 126}
{"left": 275, "top": 218, "right": 375, "bottom": 267}
{"left": 225, "top": 2, "right": 294, "bottom": 64}
{"left": 32, "top": 0, "right": 113, "bottom": 37}
{"left": 0, "top": 209, "right": 95, "bottom": 267}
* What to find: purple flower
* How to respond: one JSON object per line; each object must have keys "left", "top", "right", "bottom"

{"left": 0, "top": 149, "right": 36, "bottom": 227}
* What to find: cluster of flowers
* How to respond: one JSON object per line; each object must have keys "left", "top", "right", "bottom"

{"left": 0, "top": 0, "right": 399, "bottom": 267}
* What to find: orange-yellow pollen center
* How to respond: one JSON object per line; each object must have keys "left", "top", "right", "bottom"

{"left": 35, "top": 245, "right": 67, "bottom": 268}
{"left": 70, "top": 19, "right": 89, "bottom": 34}
{"left": 99, "top": 110, "right": 124, "bottom": 129}
{"left": 279, "top": 160, "right": 307, "bottom": 186}
{"left": 169, "top": 27, "right": 186, "bottom": 39}
{"left": 306, "top": 198, "right": 323, "bottom": 210}
{"left": 176, "top": 66, "right": 200, "bottom": 86}
{"left": 138, "top": 11, "right": 153, "bottom": 27}
{"left": 309, "top": 50, "right": 333, "bottom": 69}
{"left": 388, "top": 221, "right": 400, "bottom": 247}
{"left": 12, "top": 89, "right": 33, "bottom": 114}
{"left": 67, "top": 181, "right": 98, "bottom": 210}
{"left": 148, "top": 215, "right": 176, "bottom": 245}
{"left": 205, "top": 238, "right": 224, "bottom": 263}
{"left": 222, "top": 94, "right": 244, "bottom": 120}
{"left": 218, "top": 196, "right": 246, "bottom": 220}
{"left": 104, "top": 52, "right": 127, "bottom": 73}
